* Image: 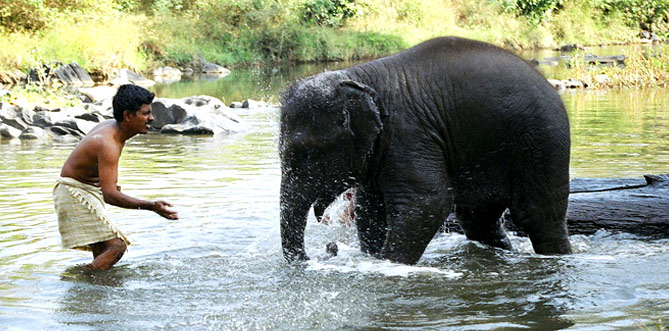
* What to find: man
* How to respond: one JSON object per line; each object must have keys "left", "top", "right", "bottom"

{"left": 52, "top": 84, "right": 178, "bottom": 270}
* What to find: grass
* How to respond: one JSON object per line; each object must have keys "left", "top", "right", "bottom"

{"left": 0, "top": 0, "right": 653, "bottom": 73}
{"left": 568, "top": 44, "right": 669, "bottom": 88}
{"left": 0, "top": 0, "right": 665, "bottom": 93}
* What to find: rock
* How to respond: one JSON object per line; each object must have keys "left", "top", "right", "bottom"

{"left": 153, "top": 66, "right": 183, "bottom": 85}
{"left": 0, "top": 69, "right": 27, "bottom": 85}
{"left": 201, "top": 63, "right": 230, "bottom": 76}
{"left": 151, "top": 95, "right": 247, "bottom": 135}
{"left": 153, "top": 66, "right": 182, "bottom": 78}
{"left": 0, "top": 104, "right": 33, "bottom": 131}
{"left": 229, "top": 102, "right": 244, "bottom": 108}
{"left": 150, "top": 99, "right": 189, "bottom": 129}
{"left": 558, "top": 43, "right": 585, "bottom": 52}
{"left": 529, "top": 58, "right": 559, "bottom": 66}
{"left": 241, "top": 99, "right": 268, "bottom": 108}
{"left": 160, "top": 117, "right": 216, "bottom": 135}
{"left": 51, "top": 117, "right": 97, "bottom": 135}
{"left": 110, "top": 69, "right": 155, "bottom": 87}
{"left": 565, "top": 78, "right": 585, "bottom": 89}
{"left": 182, "top": 55, "right": 230, "bottom": 77}
{"left": 32, "top": 111, "right": 54, "bottom": 128}
{"left": 582, "top": 54, "right": 625, "bottom": 67}
{"left": 0, "top": 123, "right": 22, "bottom": 138}
{"left": 47, "top": 125, "right": 85, "bottom": 138}
{"left": 547, "top": 79, "right": 566, "bottom": 91}
{"left": 84, "top": 99, "right": 114, "bottom": 118}
{"left": 19, "top": 126, "right": 46, "bottom": 140}
{"left": 75, "top": 111, "right": 105, "bottom": 123}
{"left": 78, "top": 86, "right": 117, "bottom": 103}
{"left": 32, "top": 106, "right": 95, "bottom": 135}
{"left": 326, "top": 242, "right": 338, "bottom": 257}
{"left": 53, "top": 63, "right": 94, "bottom": 87}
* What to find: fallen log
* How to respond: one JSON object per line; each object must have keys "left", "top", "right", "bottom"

{"left": 442, "top": 174, "right": 669, "bottom": 239}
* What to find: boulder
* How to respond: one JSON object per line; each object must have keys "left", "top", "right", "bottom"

{"left": 78, "top": 86, "right": 117, "bottom": 103}
{"left": 47, "top": 125, "right": 85, "bottom": 139}
{"left": 153, "top": 66, "right": 183, "bottom": 85}
{"left": 53, "top": 63, "right": 94, "bottom": 87}
{"left": 32, "top": 106, "right": 96, "bottom": 135}
{"left": 547, "top": 79, "right": 566, "bottom": 91}
{"left": 0, "top": 69, "right": 26, "bottom": 85}
{"left": 229, "top": 101, "right": 244, "bottom": 109}
{"left": 75, "top": 111, "right": 106, "bottom": 123}
{"left": 151, "top": 95, "right": 247, "bottom": 135}
{"left": 558, "top": 43, "right": 585, "bottom": 52}
{"left": 241, "top": 99, "right": 268, "bottom": 108}
{"left": 19, "top": 126, "right": 46, "bottom": 140}
{"left": 110, "top": 69, "right": 155, "bottom": 87}
{"left": 0, "top": 123, "right": 22, "bottom": 138}
{"left": 52, "top": 117, "right": 97, "bottom": 135}
{"left": 0, "top": 103, "right": 33, "bottom": 131}
{"left": 181, "top": 55, "right": 230, "bottom": 78}
{"left": 84, "top": 99, "right": 114, "bottom": 118}
{"left": 201, "top": 63, "right": 230, "bottom": 76}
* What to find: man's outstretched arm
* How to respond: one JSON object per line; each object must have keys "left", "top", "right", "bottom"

{"left": 97, "top": 139, "right": 179, "bottom": 220}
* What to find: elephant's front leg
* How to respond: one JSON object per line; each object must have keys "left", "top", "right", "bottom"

{"left": 378, "top": 160, "right": 453, "bottom": 264}
{"left": 354, "top": 185, "right": 387, "bottom": 257}
{"left": 381, "top": 192, "right": 452, "bottom": 264}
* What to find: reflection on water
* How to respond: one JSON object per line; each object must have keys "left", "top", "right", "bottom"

{"left": 1, "top": 59, "right": 668, "bottom": 329}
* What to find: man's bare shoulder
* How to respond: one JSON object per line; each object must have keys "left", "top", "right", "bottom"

{"left": 80, "top": 120, "right": 121, "bottom": 147}
{"left": 60, "top": 120, "right": 122, "bottom": 183}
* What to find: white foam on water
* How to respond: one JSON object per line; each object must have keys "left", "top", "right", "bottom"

{"left": 306, "top": 256, "right": 463, "bottom": 278}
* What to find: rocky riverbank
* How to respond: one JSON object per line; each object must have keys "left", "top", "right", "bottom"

{"left": 0, "top": 84, "right": 275, "bottom": 141}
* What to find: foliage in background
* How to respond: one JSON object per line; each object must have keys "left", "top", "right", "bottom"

{"left": 0, "top": 0, "right": 666, "bottom": 74}
{"left": 302, "top": 0, "right": 360, "bottom": 27}
{"left": 591, "top": 0, "right": 669, "bottom": 33}
{"left": 515, "top": 0, "right": 564, "bottom": 23}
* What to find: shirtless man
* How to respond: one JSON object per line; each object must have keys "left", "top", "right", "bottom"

{"left": 52, "top": 84, "right": 178, "bottom": 270}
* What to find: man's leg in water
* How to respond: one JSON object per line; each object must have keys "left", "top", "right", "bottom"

{"left": 89, "top": 238, "right": 127, "bottom": 270}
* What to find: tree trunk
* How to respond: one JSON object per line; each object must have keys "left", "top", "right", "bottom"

{"left": 443, "top": 174, "right": 669, "bottom": 239}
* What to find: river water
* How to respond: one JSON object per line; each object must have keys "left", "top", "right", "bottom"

{"left": 1, "top": 52, "right": 668, "bottom": 330}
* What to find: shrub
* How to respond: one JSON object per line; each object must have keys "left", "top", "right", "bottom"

{"left": 591, "top": 0, "right": 669, "bottom": 34}
{"left": 302, "top": 0, "right": 360, "bottom": 27}
{"left": 515, "top": 0, "right": 564, "bottom": 23}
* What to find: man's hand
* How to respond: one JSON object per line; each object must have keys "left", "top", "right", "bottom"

{"left": 153, "top": 201, "right": 179, "bottom": 220}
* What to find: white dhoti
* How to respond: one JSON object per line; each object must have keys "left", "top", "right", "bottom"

{"left": 52, "top": 176, "right": 130, "bottom": 251}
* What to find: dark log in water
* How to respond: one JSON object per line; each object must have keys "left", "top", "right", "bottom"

{"left": 442, "top": 174, "right": 669, "bottom": 239}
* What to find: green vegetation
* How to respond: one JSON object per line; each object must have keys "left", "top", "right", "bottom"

{"left": 568, "top": 44, "right": 669, "bottom": 88}
{"left": 0, "top": 0, "right": 667, "bottom": 77}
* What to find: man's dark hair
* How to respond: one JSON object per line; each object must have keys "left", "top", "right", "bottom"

{"left": 112, "top": 84, "right": 155, "bottom": 122}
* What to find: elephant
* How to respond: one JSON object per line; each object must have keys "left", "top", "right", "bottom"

{"left": 279, "top": 36, "right": 572, "bottom": 265}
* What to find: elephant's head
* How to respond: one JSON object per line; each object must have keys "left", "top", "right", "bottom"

{"left": 279, "top": 72, "right": 387, "bottom": 261}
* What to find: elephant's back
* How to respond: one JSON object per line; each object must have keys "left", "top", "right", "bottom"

{"left": 350, "top": 37, "right": 569, "bottom": 202}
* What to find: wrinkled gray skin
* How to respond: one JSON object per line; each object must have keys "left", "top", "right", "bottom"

{"left": 279, "top": 36, "right": 572, "bottom": 264}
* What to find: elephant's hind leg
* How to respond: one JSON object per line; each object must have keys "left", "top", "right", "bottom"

{"left": 456, "top": 203, "right": 512, "bottom": 250}
{"left": 510, "top": 186, "right": 572, "bottom": 255}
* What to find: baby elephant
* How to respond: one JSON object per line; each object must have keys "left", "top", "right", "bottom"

{"left": 279, "top": 36, "right": 572, "bottom": 264}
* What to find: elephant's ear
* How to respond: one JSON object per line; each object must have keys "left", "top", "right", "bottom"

{"left": 339, "top": 80, "right": 387, "bottom": 172}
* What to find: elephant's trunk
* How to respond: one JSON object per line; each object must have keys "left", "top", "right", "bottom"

{"left": 280, "top": 174, "right": 315, "bottom": 262}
